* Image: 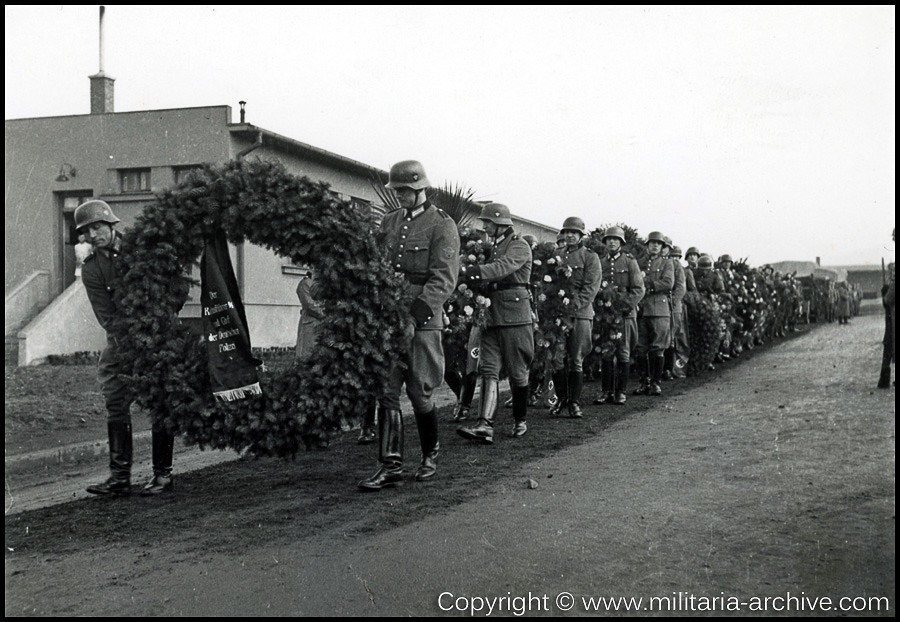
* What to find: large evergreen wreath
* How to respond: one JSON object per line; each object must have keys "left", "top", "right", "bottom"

{"left": 110, "top": 159, "right": 410, "bottom": 458}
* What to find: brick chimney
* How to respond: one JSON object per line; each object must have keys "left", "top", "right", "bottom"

{"left": 89, "top": 7, "right": 114, "bottom": 114}
{"left": 90, "top": 73, "right": 114, "bottom": 114}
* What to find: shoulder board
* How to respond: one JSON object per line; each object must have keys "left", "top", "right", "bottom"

{"left": 436, "top": 208, "right": 451, "bottom": 220}
{"left": 83, "top": 252, "right": 97, "bottom": 263}
{"left": 624, "top": 252, "right": 634, "bottom": 258}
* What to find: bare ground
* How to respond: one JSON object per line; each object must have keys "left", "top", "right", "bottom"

{"left": 5, "top": 307, "right": 895, "bottom": 616}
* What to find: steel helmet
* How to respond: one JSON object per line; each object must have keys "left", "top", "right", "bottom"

{"left": 385, "top": 160, "right": 430, "bottom": 190}
{"left": 478, "top": 203, "right": 513, "bottom": 226}
{"left": 647, "top": 231, "right": 666, "bottom": 245}
{"left": 522, "top": 234, "right": 537, "bottom": 247}
{"left": 663, "top": 235, "right": 673, "bottom": 248}
{"left": 671, "top": 245, "right": 683, "bottom": 257}
{"left": 719, "top": 254, "right": 733, "bottom": 264}
{"left": 698, "top": 254, "right": 714, "bottom": 269}
{"left": 685, "top": 246, "right": 701, "bottom": 257}
{"left": 602, "top": 226, "right": 626, "bottom": 244}
{"left": 74, "top": 200, "right": 120, "bottom": 232}
{"left": 560, "top": 216, "right": 586, "bottom": 235}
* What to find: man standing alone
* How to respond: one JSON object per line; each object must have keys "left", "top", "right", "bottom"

{"left": 77, "top": 200, "right": 175, "bottom": 496}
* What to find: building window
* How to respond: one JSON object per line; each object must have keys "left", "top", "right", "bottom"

{"left": 174, "top": 165, "right": 203, "bottom": 185}
{"left": 119, "top": 168, "right": 151, "bottom": 193}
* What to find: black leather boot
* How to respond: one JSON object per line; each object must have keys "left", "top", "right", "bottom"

{"left": 358, "top": 403, "right": 377, "bottom": 444}
{"left": 614, "top": 361, "right": 630, "bottom": 404}
{"left": 510, "top": 384, "right": 529, "bottom": 437}
{"left": 358, "top": 408, "right": 404, "bottom": 491}
{"left": 567, "top": 370, "right": 584, "bottom": 418}
{"left": 444, "top": 369, "right": 463, "bottom": 400}
{"left": 457, "top": 377, "right": 497, "bottom": 444}
{"left": 878, "top": 365, "right": 892, "bottom": 389}
{"left": 632, "top": 356, "right": 649, "bottom": 395}
{"left": 662, "top": 348, "right": 675, "bottom": 380}
{"left": 453, "top": 373, "right": 478, "bottom": 421}
{"left": 142, "top": 427, "right": 174, "bottom": 496}
{"left": 87, "top": 421, "right": 132, "bottom": 496}
{"left": 648, "top": 354, "right": 664, "bottom": 396}
{"left": 414, "top": 408, "right": 439, "bottom": 481}
{"left": 549, "top": 371, "right": 568, "bottom": 416}
{"left": 593, "top": 363, "right": 615, "bottom": 404}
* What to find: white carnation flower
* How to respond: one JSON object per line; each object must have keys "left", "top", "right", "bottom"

{"left": 543, "top": 275, "right": 552, "bottom": 282}
{"left": 464, "top": 306, "right": 474, "bottom": 316}
{"left": 533, "top": 259, "right": 542, "bottom": 266}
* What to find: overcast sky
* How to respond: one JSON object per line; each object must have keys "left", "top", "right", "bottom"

{"left": 5, "top": 5, "right": 895, "bottom": 267}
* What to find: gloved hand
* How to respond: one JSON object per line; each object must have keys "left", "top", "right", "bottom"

{"left": 466, "top": 264, "right": 483, "bottom": 284}
{"left": 411, "top": 299, "right": 433, "bottom": 327}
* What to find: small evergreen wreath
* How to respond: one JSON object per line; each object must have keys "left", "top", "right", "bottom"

{"left": 110, "top": 159, "right": 410, "bottom": 458}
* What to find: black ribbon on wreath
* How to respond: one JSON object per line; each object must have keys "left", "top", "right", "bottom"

{"left": 200, "top": 227, "right": 263, "bottom": 402}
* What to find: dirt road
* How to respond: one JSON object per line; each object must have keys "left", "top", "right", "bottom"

{"left": 5, "top": 311, "right": 894, "bottom": 616}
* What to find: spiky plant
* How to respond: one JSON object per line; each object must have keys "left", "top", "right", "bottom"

{"left": 427, "top": 182, "right": 481, "bottom": 228}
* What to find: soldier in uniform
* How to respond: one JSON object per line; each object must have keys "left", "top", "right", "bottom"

{"left": 665, "top": 245, "right": 690, "bottom": 379}
{"left": 694, "top": 254, "right": 725, "bottom": 294}
{"left": 76, "top": 200, "right": 175, "bottom": 496}
{"left": 878, "top": 228, "right": 894, "bottom": 388}
{"left": 693, "top": 254, "right": 725, "bottom": 371}
{"left": 685, "top": 247, "right": 701, "bottom": 272}
{"left": 633, "top": 231, "right": 674, "bottom": 396}
{"left": 457, "top": 204, "right": 534, "bottom": 443}
{"left": 295, "top": 270, "right": 322, "bottom": 360}
{"left": 592, "top": 226, "right": 644, "bottom": 405}
{"left": 681, "top": 247, "right": 697, "bottom": 292}
{"left": 294, "top": 271, "right": 331, "bottom": 449}
{"left": 549, "top": 217, "right": 602, "bottom": 418}
{"left": 358, "top": 161, "right": 460, "bottom": 491}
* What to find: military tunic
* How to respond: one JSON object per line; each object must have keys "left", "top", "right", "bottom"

{"left": 599, "top": 251, "right": 645, "bottom": 362}
{"left": 684, "top": 264, "right": 697, "bottom": 292}
{"left": 295, "top": 274, "right": 322, "bottom": 360}
{"left": 635, "top": 254, "right": 674, "bottom": 355}
{"left": 694, "top": 269, "right": 725, "bottom": 295}
{"left": 81, "top": 232, "right": 132, "bottom": 425}
{"left": 471, "top": 228, "right": 533, "bottom": 387}
{"left": 380, "top": 202, "right": 460, "bottom": 413}
{"left": 554, "top": 242, "right": 602, "bottom": 373}
{"left": 671, "top": 259, "right": 690, "bottom": 366}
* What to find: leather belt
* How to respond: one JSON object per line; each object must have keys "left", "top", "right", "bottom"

{"left": 490, "top": 283, "right": 528, "bottom": 292}
{"left": 404, "top": 274, "right": 429, "bottom": 286}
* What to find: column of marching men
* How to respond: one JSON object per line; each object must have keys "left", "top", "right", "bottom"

{"left": 67, "top": 159, "right": 870, "bottom": 497}
{"left": 350, "top": 159, "right": 821, "bottom": 492}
